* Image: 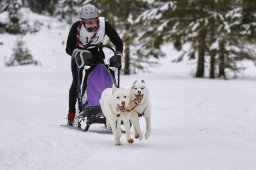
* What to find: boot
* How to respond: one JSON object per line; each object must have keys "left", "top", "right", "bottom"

{"left": 67, "top": 112, "right": 76, "bottom": 126}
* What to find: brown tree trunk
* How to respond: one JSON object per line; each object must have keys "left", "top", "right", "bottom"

{"left": 124, "top": 39, "right": 130, "bottom": 75}
{"left": 123, "top": 21, "right": 131, "bottom": 75}
{"left": 195, "top": 28, "right": 206, "bottom": 78}
{"left": 209, "top": 53, "right": 216, "bottom": 79}
{"left": 209, "top": 18, "right": 216, "bottom": 79}
{"left": 218, "top": 41, "right": 226, "bottom": 79}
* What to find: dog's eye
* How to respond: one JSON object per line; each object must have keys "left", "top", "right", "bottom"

{"left": 116, "top": 96, "right": 120, "bottom": 99}
{"left": 134, "top": 88, "right": 137, "bottom": 90}
{"left": 124, "top": 95, "right": 126, "bottom": 98}
{"left": 141, "top": 87, "right": 144, "bottom": 90}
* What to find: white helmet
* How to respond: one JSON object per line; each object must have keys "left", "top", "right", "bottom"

{"left": 80, "top": 4, "right": 98, "bottom": 19}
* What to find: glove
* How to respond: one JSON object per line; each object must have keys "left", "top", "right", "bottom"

{"left": 72, "top": 48, "right": 93, "bottom": 68}
{"left": 110, "top": 51, "right": 122, "bottom": 68}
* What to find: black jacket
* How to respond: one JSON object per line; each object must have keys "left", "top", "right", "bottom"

{"left": 65, "top": 20, "right": 123, "bottom": 59}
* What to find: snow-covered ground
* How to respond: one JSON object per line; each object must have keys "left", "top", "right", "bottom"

{"left": 1, "top": 14, "right": 256, "bottom": 170}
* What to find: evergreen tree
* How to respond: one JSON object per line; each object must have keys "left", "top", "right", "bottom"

{"left": 137, "top": 1, "right": 175, "bottom": 58}
{"left": 55, "top": 0, "right": 80, "bottom": 24}
{"left": 5, "top": 0, "right": 23, "bottom": 34}
{"left": 26, "top": 0, "right": 58, "bottom": 15}
{"left": 5, "top": 36, "right": 38, "bottom": 66}
{"left": 211, "top": 0, "right": 256, "bottom": 78}
{"left": 139, "top": 0, "right": 256, "bottom": 79}
{"left": 0, "top": 0, "right": 8, "bottom": 33}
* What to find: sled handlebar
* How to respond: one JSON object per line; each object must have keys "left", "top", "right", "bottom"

{"left": 82, "top": 44, "right": 121, "bottom": 87}
{"left": 86, "top": 44, "right": 116, "bottom": 53}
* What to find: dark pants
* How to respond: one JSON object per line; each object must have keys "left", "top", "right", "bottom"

{"left": 69, "top": 58, "right": 81, "bottom": 113}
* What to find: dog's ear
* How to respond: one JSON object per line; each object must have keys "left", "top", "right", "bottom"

{"left": 132, "top": 80, "right": 138, "bottom": 89}
{"left": 112, "top": 84, "right": 117, "bottom": 94}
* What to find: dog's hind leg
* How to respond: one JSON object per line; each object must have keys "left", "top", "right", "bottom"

{"left": 116, "top": 117, "right": 122, "bottom": 143}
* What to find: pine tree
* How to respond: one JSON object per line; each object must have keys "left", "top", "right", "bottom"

{"left": 139, "top": 0, "right": 256, "bottom": 79}
{"left": 26, "top": 0, "right": 58, "bottom": 15}
{"left": 137, "top": 1, "right": 175, "bottom": 59}
{"left": 6, "top": 36, "right": 38, "bottom": 66}
{"left": 211, "top": 0, "right": 256, "bottom": 78}
{"left": 5, "top": 0, "right": 23, "bottom": 34}
{"left": 55, "top": 0, "right": 80, "bottom": 24}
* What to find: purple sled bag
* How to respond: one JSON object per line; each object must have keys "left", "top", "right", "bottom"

{"left": 85, "top": 64, "right": 116, "bottom": 108}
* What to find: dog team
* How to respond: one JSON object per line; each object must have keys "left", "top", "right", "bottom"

{"left": 100, "top": 80, "right": 152, "bottom": 146}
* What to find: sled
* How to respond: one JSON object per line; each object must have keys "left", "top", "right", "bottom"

{"left": 71, "top": 44, "right": 121, "bottom": 132}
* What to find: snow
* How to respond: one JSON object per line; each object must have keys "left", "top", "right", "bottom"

{"left": 0, "top": 11, "right": 8, "bottom": 23}
{"left": 1, "top": 13, "right": 256, "bottom": 170}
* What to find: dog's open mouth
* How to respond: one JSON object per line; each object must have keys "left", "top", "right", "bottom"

{"left": 117, "top": 104, "right": 126, "bottom": 112}
{"left": 134, "top": 94, "right": 144, "bottom": 104}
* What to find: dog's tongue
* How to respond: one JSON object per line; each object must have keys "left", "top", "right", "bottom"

{"left": 116, "top": 105, "right": 126, "bottom": 112}
{"left": 135, "top": 94, "right": 143, "bottom": 103}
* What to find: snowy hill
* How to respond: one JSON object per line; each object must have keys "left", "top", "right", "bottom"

{"left": 1, "top": 12, "right": 256, "bottom": 170}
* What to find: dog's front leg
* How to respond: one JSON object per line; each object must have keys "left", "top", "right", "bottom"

{"left": 116, "top": 117, "right": 122, "bottom": 142}
{"left": 122, "top": 114, "right": 134, "bottom": 144}
{"left": 110, "top": 119, "right": 121, "bottom": 146}
{"left": 130, "top": 113, "right": 143, "bottom": 140}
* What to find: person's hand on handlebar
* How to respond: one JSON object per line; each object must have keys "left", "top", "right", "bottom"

{"left": 110, "top": 51, "right": 122, "bottom": 68}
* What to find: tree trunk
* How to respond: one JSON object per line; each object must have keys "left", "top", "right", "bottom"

{"left": 123, "top": 21, "right": 131, "bottom": 75}
{"left": 195, "top": 28, "right": 206, "bottom": 78}
{"left": 218, "top": 41, "right": 226, "bottom": 79}
{"left": 209, "top": 18, "right": 216, "bottom": 79}
{"left": 209, "top": 53, "right": 216, "bottom": 79}
{"left": 124, "top": 39, "right": 130, "bottom": 75}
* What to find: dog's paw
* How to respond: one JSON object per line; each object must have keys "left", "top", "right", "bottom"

{"left": 135, "top": 134, "right": 143, "bottom": 140}
{"left": 115, "top": 142, "right": 122, "bottom": 146}
{"left": 128, "top": 138, "right": 134, "bottom": 144}
{"left": 135, "top": 134, "right": 139, "bottom": 139}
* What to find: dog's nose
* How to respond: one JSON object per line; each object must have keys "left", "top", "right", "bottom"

{"left": 138, "top": 90, "right": 141, "bottom": 94}
{"left": 121, "top": 101, "right": 125, "bottom": 105}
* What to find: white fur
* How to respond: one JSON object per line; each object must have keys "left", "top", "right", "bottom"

{"left": 100, "top": 85, "right": 133, "bottom": 145}
{"left": 129, "top": 80, "right": 151, "bottom": 140}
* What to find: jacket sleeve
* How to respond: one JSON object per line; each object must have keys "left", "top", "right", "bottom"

{"left": 65, "top": 21, "right": 80, "bottom": 56}
{"left": 105, "top": 21, "right": 123, "bottom": 53}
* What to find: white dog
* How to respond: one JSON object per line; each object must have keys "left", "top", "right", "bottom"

{"left": 100, "top": 85, "right": 134, "bottom": 145}
{"left": 129, "top": 80, "right": 151, "bottom": 140}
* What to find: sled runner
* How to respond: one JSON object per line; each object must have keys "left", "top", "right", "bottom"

{"left": 60, "top": 124, "right": 114, "bottom": 134}
{"left": 71, "top": 44, "right": 121, "bottom": 131}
